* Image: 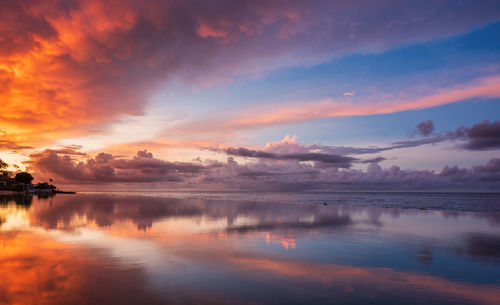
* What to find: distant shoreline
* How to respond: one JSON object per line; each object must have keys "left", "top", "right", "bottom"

{"left": 0, "top": 190, "right": 24, "bottom": 195}
{"left": 0, "top": 190, "right": 76, "bottom": 195}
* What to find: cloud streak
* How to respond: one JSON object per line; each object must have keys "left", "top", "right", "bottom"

{"left": 175, "top": 75, "right": 500, "bottom": 133}
{"left": 219, "top": 147, "right": 355, "bottom": 168}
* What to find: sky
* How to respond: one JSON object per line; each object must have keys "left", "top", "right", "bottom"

{"left": 1, "top": 0, "right": 500, "bottom": 191}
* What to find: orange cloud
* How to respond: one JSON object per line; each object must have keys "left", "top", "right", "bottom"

{"left": 0, "top": 1, "right": 146, "bottom": 146}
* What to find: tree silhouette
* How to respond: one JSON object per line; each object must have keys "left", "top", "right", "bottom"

{"left": 15, "top": 172, "right": 34, "bottom": 184}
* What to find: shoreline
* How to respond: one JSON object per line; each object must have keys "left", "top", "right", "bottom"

{"left": 0, "top": 190, "right": 24, "bottom": 195}
{"left": 0, "top": 190, "right": 76, "bottom": 195}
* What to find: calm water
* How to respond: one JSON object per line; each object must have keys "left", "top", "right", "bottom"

{"left": 1, "top": 192, "right": 499, "bottom": 305}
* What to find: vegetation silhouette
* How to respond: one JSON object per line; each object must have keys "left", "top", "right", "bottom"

{"left": 15, "top": 172, "right": 34, "bottom": 184}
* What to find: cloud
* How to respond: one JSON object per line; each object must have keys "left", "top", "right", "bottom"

{"left": 317, "top": 120, "right": 500, "bottom": 154}
{"left": 397, "top": 120, "right": 500, "bottom": 151}
{"left": 198, "top": 119, "right": 500, "bottom": 185}
{"left": 204, "top": 134, "right": 500, "bottom": 190}
{"left": 361, "top": 157, "right": 387, "bottom": 164}
{"left": 458, "top": 120, "right": 500, "bottom": 150}
{"left": 0, "top": 139, "right": 33, "bottom": 151}
{"left": 2, "top": 0, "right": 500, "bottom": 148}
{"left": 213, "top": 145, "right": 386, "bottom": 168}
{"left": 343, "top": 91, "right": 356, "bottom": 96}
{"left": 24, "top": 145, "right": 500, "bottom": 190}
{"left": 441, "top": 158, "right": 500, "bottom": 179}
{"left": 236, "top": 119, "right": 500, "bottom": 162}
{"left": 220, "top": 147, "right": 356, "bottom": 168}
{"left": 29, "top": 146, "right": 87, "bottom": 158}
{"left": 417, "top": 120, "right": 435, "bottom": 136}
{"left": 26, "top": 149, "right": 208, "bottom": 183}
{"left": 472, "top": 158, "right": 500, "bottom": 179}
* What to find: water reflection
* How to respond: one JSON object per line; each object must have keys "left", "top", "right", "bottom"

{"left": 1, "top": 194, "right": 499, "bottom": 305}
{"left": 461, "top": 233, "right": 500, "bottom": 259}
{"left": 0, "top": 194, "right": 34, "bottom": 206}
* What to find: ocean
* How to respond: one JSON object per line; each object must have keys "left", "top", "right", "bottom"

{"left": 0, "top": 192, "right": 499, "bottom": 304}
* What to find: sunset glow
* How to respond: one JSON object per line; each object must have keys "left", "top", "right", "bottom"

{"left": 0, "top": 0, "right": 499, "bottom": 190}
{"left": 1, "top": 3, "right": 500, "bottom": 303}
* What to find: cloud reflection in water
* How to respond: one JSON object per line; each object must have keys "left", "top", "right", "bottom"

{"left": 0, "top": 193, "right": 499, "bottom": 305}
